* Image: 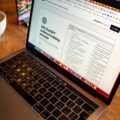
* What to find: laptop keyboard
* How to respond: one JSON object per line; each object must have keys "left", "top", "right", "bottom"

{"left": 0, "top": 52, "right": 99, "bottom": 120}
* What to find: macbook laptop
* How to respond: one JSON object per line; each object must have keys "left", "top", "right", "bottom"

{"left": 0, "top": 0, "right": 120, "bottom": 120}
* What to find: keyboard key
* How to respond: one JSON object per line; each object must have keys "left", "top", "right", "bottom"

{"left": 46, "top": 76, "right": 55, "bottom": 83}
{"left": 29, "top": 80, "right": 37, "bottom": 85}
{"left": 73, "top": 105, "right": 82, "bottom": 114}
{"left": 25, "top": 75, "right": 32, "bottom": 81}
{"left": 11, "top": 64, "right": 17, "bottom": 69}
{"left": 15, "top": 78, "right": 23, "bottom": 84}
{"left": 33, "top": 83, "right": 41, "bottom": 89}
{"left": 46, "top": 104, "right": 55, "bottom": 112}
{"left": 49, "top": 87, "right": 57, "bottom": 93}
{"left": 10, "top": 81, "right": 37, "bottom": 106}
{"left": 25, "top": 85, "right": 33, "bottom": 92}
{"left": 51, "top": 80, "right": 60, "bottom": 87}
{"left": 66, "top": 100, "right": 75, "bottom": 108}
{"left": 75, "top": 98, "right": 84, "bottom": 106}
{"left": 68, "top": 112, "right": 78, "bottom": 120}
{"left": 16, "top": 68, "right": 21, "bottom": 72}
{"left": 39, "top": 87, "right": 47, "bottom": 94}
{"left": 49, "top": 96, "right": 58, "bottom": 104}
{"left": 37, "top": 69, "right": 44, "bottom": 75}
{"left": 4, "top": 74, "right": 13, "bottom": 82}
{"left": 12, "top": 73, "right": 19, "bottom": 79}
{"left": 21, "top": 63, "right": 27, "bottom": 68}
{"left": 6, "top": 60, "right": 13, "bottom": 66}
{"left": 33, "top": 103, "right": 44, "bottom": 113}
{"left": 44, "top": 92, "right": 53, "bottom": 99}
{"left": 60, "top": 96, "right": 69, "bottom": 103}
{"left": 40, "top": 98, "right": 49, "bottom": 107}
{"left": 38, "top": 64, "right": 45, "bottom": 74}
{"left": 69, "top": 93, "right": 77, "bottom": 101}
{"left": 47, "top": 116, "right": 56, "bottom": 120}
{"left": 39, "top": 78, "right": 46, "bottom": 84}
{"left": 79, "top": 111, "right": 89, "bottom": 120}
{"left": 54, "top": 91, "right": 62, "bottom": 98}
{"left": 82, "top": 103, "right": 95, "bottom": 114}
{"left": 55, "top": 101, "right": 64, "bottom": 109}
{"left": 41, "top": 72, "right": 49, "bottom": 79}
{"left": 0, "top": 68, "right": 3, "bottom": 75}
{"left": 63, "top": 89, "right": 71, "bottom": 96}
{"left": 29, "top": 89, "right": 38, "bottom": 96}
{"left": 57, "top": 84, "right": 65, "bottom": 91}
{"left": 35, "top": 94, "right": 43, "bottom": 101}
{"left": 8, "top": 70, "right": 15, "bottom": 74}
{"left": 62, "top": 106, "right": 71, "bottom": 115}
{"left": 58, "top": 115, "right": 69, "bottom": 120}
{"left": 52, "top": 109, "right": 62, "bottom": 118}
{"left": 43, "top": 82, "right": 51, "bottom": 89}
{"left": 41, "top": 110, "right": 50, "bottom": 119}
{"left": 29, "top": 71, "right": 37, "bottom": 76}
{"left": 34, "top": 74, "right": 41, "bottom": 80}
{"left": 72, "top": 88, "right": 99, "bottom": 109}
{"left": 33, "top": 66, "right": 40, "bottom": 72}
{"left": 21, "top": 72, "right": 27, "bottom": 77}
{"left": 26, "top": 67, "right": 32, "bottom": 72}
{"left": 0, "top": 62, "right": 8, "bottom": 67}
{"left": 20, "top": 81, "right": 28, "bottom": 88}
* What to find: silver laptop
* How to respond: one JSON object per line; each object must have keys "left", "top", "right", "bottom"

{"left": 0, "top": 0, "right": 120, "bottom": 120}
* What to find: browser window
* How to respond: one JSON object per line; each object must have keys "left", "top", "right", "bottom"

{"left": 29, "top": 0, "right": 120, "bottom": 98}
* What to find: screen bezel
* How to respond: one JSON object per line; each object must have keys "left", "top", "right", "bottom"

{"left": 26, "top": 0, "right": 120, "bottom": 105}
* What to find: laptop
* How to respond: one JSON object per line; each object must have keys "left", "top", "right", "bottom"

{"left": 0, "top": 0, "right": 120, "bottom": 120}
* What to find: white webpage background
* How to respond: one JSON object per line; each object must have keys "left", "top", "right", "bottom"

{"left": 29, "top": 0, "right": 120, "bottom": 95}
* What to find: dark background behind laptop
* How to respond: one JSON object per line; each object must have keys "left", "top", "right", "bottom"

{"left": 95, "top": 0, "right": 120, "bottom": 9}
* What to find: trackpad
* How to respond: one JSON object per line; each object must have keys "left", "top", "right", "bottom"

{"left": 0, "top": 81, "right": 41, "bottom": 120}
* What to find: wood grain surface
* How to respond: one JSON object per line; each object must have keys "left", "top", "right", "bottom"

{"left": 0, "top": 3, "right": 120, "bottom": 120}
{"left": 0, "top": 10, "right": 27, "bottom": 59}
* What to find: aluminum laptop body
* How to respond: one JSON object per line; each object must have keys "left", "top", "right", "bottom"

{"left": 0, "top": 0, "right": 120, "bottom": 120}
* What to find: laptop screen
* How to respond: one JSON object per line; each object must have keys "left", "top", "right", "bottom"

{"left": 28, "top": 0, "right": 120, "bottom": 99}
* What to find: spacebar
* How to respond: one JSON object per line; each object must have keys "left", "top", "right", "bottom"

{"left": 10, "top": 81, "right": 37, "bottom": 106}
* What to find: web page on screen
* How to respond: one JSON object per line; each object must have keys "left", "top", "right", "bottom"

{"left": 29, "top": 0, "right": 120, "bottom": 98}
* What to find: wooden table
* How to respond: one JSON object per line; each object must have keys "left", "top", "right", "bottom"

{"left": 0, "top": 9, "right": 120, "bottom": 120}
{"left": 0, "top": 11, "right": 27, "bottom": 60}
